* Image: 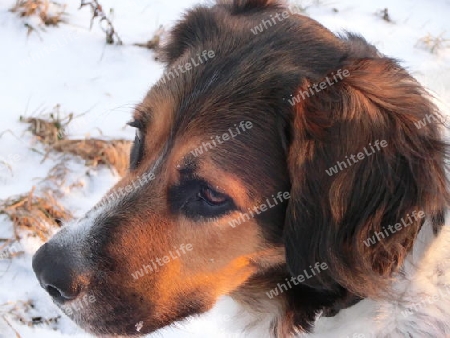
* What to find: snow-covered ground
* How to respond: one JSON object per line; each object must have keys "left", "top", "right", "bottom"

{"left": 0, "top": 0, "right": 449, "bottom": 337}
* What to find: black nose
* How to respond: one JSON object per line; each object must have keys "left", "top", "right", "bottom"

{"left": 32, "top": 242, "right": 85, "bottom": 304}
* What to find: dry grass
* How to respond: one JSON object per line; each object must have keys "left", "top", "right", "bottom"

{"left": 135, "top": 25, "right": 165, "bottom": 51}
{"left": 416, "top": 33, "right": 450, "bottom": 54}
{"left": 20, "top": 105, "right": 73, "bottom": 145}
{"left": 1, "top": 299, "right": 60, "bottom": 334}
{"left": 0, "top": 187, "right": 72, "bottom": 241}
{"left": 10, "top": 0, "right": 67, "bottom": 27}
{"left": 80, "top": 0, "right": 123, "bottom": 45}
{"left": 289, "top": 0, "right": 327, "bottom": 16}
{"left": 0, "top": 240, "right": 24, "bottom": 260}
{"left": 21, "top": 108, "right": 132, "bottom": 176}
{"left": 2, "top": 109, "right": 132, "bottom": 243}
{"left": 0, "top": 160, "right": 13, "bottom": 176}
{"left": 51, "top": 139, "right": 131, "bottom": 176}
{"left": 0, "top": 109, "right": 131, "bottom": 255}
{"left": 375, "top": 8, "right": 393, "bottom": 23}
{"left": 0, "top": 240, "right": 23, "bottom": 280}
{"left": 38, "top": 159, "right": 85, "bottom": 197}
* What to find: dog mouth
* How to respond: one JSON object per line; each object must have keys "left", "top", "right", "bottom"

{"left": 53, "top": 287, "right": 167, "bottom": 337}
{"left": 65, "top": 309, "right": 150, "bottom": 337}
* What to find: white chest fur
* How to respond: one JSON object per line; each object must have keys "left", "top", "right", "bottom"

{"left": 308, "top": 219, "right": 450, "bottom": 338}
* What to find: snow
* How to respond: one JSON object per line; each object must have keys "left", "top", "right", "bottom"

{"left": 0, "top": 0, "right": 449, "bottom": 337}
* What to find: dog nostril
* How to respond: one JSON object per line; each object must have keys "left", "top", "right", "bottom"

{"left": 46, "top": 285, "right": 62, "bottom": 299}
{"left": 45, "top": 284, "right": 78, "bottom": 303}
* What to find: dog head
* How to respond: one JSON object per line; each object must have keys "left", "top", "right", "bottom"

{"left": 32, "top": 0, "right": 449, "bottom": 336}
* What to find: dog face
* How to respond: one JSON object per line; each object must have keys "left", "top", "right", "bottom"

{"left": 32, "top": 0, "right": 449, "bottom": 337}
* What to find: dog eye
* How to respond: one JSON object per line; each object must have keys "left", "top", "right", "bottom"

{"left": 128, "top": 121, "right": 144, "bottom": 170}
{"left": 198, "top": 186, "right": 228, "bottom": 206}
{"left": 168, "top": 179, "right": 235, "bottom": 220}
{"left": 127, "top": 119, "right": 144, "bottom": 129}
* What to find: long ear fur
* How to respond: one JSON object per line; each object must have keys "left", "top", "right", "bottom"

{"left": 284, "top": 54, "right": 449, "bottom": 298}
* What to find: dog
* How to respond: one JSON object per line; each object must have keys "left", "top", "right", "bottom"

{"left": 32, "top": 0, "right": 450, "bottom": 337}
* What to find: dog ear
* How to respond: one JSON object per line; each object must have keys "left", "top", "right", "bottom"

{"left": 284, "top": 55, "right": 449, "bottom": 298}
{"left": 160, "top": 0, "right": 282, "bottom": 65}
{"left": 159, "top": 6, "right": 219, "bottom": 66}
{"left": 219, "top": 0, "right": 282, "bottom": 14}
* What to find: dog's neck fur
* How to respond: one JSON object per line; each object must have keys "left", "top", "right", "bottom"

{"left": 310, "top": 218, "right": 450, "bottom": 338}
{"left": 225, "top": 217, "right": 450, "bottom": 337}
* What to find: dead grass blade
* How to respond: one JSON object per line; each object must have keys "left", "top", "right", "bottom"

{"left": 375, "top": 8, "right": 393, "bottom": 23}
{"left": 79, "top": 0, "right": 123, "bottom": 45}
{"left": 21, "top": 107, "right": 132, "bottom": 176}
{"left": 1, "top": 315, "right": 21, "bottom": 338}
{"left": 51, "top": 139, "right": 131, "bottom": 176}
{"left": 38, "top": 158, "right": 85, "bottom": 197}
{"left": 416, "top": 32, "right": 450, "bottom": 54}
{"left": 10, "top": 0, "right": 67, "bottom": 27}
{"left": 0, "top": 187, "right": 72, "bottom": 242}
{"left": 20, "top": 105, "right": 73, "bottom": 145}
{"left": 134, "top": 25, "right": 165, "bottom": 51}
{"left": 1, "top": 300, "right": 60, "bottom": 331}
